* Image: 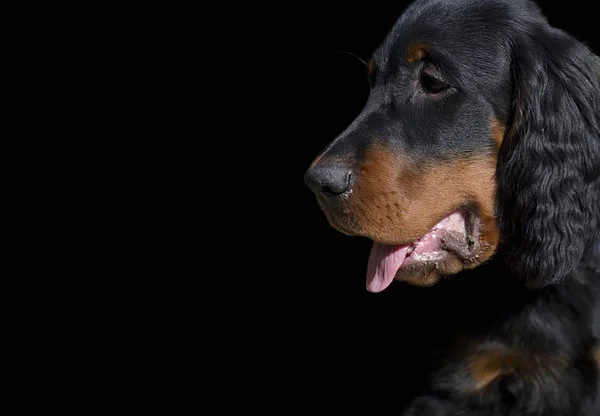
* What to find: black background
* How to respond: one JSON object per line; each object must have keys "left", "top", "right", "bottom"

{"left": 252, "top": 1, "right": 598, "bottom": 413}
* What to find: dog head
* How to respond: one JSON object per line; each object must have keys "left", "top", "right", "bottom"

{"left": 304, "top": 0, "right": 600, "bottom": 291}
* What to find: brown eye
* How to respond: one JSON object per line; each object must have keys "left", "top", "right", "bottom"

{"left": 420, "top": 71, "right": 449, "bottom": 94}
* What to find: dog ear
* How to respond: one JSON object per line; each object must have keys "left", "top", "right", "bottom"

{"left": 496, "top": 28, "right": 600, "bottom": 288}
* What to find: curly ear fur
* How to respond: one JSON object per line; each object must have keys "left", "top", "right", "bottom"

{"left": 496, "top": 26, "right": 600, "bottom": 288}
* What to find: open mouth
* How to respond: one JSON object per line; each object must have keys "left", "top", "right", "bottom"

{"left": 366, "top": 209, "right": 480, "bottom": 292}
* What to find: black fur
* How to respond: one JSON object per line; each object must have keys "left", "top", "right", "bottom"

{"left": 497, "top": 16, "right": 600, "bottom": 287}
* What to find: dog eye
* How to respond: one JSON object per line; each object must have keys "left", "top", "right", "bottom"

{"left": 420, "top": 71, "right": 449, "bottom": 94}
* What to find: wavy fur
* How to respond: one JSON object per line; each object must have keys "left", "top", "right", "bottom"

{"left": 496, "top": 23, "right": 600, "bottom": 287}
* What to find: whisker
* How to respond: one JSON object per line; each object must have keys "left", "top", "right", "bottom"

{"left": 335, "top": 50, "right": 367, "bottom": 67}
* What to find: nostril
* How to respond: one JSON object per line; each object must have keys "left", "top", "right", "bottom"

{"left": 321, "top": 185, "right": 338, "bottom": 197}
{"left": 321, "top": 172, "right": 352, "bottom": 197}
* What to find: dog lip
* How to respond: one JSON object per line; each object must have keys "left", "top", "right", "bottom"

{"left": 371, "top": 208, "right": 481, "bottom": 265}
{"left": 371, "top": 209, "right": 470, "bottom": 245}
{"left": 325, "top": 204, "right": 483, "bottom": 263}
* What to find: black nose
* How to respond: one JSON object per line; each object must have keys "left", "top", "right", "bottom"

{"left": 304, "top": 165, "right": 353, "bottom": 197}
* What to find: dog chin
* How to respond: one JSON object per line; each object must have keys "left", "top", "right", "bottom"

{"left": 393, "top": 256, "right": 466, "bottom": 287}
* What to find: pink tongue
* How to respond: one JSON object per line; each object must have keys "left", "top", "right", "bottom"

{"left": 366, "top": 243, "right": 410, "bottom": 293}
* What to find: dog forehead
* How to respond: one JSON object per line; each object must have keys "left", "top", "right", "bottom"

{"left": 372, "top": 0, "right": 526, "bottom": 76}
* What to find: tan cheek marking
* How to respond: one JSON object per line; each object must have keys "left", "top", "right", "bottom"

{"left": 491, "top": 118, "right": 506, "bottom": 151}
{"left": 593, "top": 346, "right": 600, "bottom": 367}
{"left": 351, "top": 144, "right": 498, "bottom": 250}
{"left": 347, "top": 144, "right": 500, "bottom": 285}
{"left": 350, "top": 146, "right": 409, "bottom": 240}
{"left": 454, "top": 157, "right": 499, "bottom": 260}
{"left": 401, "top": 156, "right": 498, "bottom": 257}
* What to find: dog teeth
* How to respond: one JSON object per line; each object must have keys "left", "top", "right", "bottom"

{"left": 407, "top": 246, "right": 415, "bottom": 255}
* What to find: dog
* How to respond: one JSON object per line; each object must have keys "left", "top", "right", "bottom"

{"left": 304, "top": 0, "right": 600, "bottom": 414}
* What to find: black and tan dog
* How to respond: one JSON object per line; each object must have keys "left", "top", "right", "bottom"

{"left": 304, "top": 0, "right": 600, "bottom": 414}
